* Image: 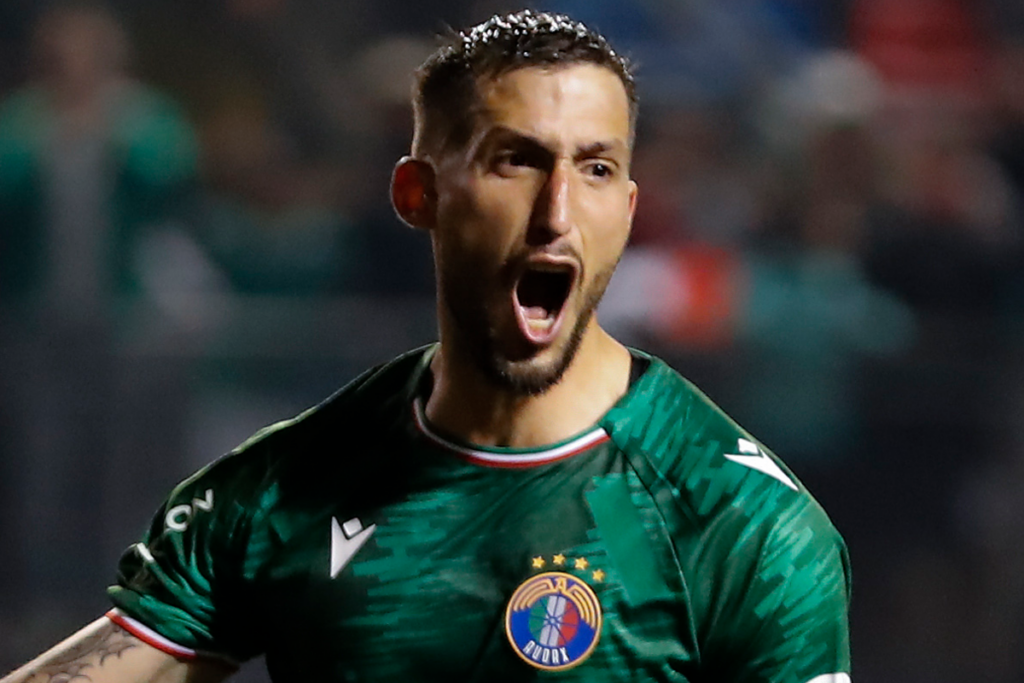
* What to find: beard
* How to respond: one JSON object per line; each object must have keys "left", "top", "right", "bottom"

{"left": 438, "top": 249, "right": 617, "bottom": 396}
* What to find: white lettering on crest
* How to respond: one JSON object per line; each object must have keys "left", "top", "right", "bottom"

{"left": 519, "top": 639, "right": 570, "bottom": 667}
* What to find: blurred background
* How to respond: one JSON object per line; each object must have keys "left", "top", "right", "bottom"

{"left": 1, "top": 0, "right": 1023, "bottom": 681}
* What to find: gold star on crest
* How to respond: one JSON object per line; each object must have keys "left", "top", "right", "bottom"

{"left": 553, "top": 554, "right": 566, "bottom": 566}
{"left": 531, "top": 556, "right": 545, "bottom": 569}
{"left": 592, "top": 569, "right": 605, "bottom": 582}
{"left": 574, "top": 557, "right": 589, "bottom": 570}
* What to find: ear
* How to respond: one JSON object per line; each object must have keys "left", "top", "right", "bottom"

{"left": 627, "top": 179, "right": 639, "bottom": 223}
{"left": 391, "top": 156, "right": 437, "bottom": 230}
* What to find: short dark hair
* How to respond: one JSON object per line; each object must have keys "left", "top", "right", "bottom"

{"left": 412, "top": 10, "right": 637, "bottom": 159}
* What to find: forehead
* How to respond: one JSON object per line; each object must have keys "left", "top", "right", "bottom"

{"left": 473, "top": 64, "right": 632, "bottom": 151}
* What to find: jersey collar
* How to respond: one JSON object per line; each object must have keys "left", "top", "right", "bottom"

{"left": 411, "top": 396, "right": 610, "bottom": 468}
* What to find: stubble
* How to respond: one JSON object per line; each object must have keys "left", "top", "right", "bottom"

{"left": 440, "top": 253, "right": 617, "bottom": 396}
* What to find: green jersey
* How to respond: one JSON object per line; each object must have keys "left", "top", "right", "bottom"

{"left": 108, "top": 345, "right": 851, "bottom": 682}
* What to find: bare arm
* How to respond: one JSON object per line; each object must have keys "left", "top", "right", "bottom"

{"left": 1, "top": 617, "right": 233, "bottom": 683}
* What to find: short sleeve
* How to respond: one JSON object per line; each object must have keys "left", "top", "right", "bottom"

{"left": 108, "top": 456, "right": 262, "bottom": 663}
{"left": 707, "top": 496, "right": 852, "bottom": 683}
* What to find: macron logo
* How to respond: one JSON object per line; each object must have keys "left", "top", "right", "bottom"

{"left": 330, "top": 517, "right": 376, "bottom": 578}
{"left": 724, "top": 438, "right": 798, "bottom": 491}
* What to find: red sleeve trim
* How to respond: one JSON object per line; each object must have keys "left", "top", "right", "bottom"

{"left": 105, "top": 609, "right": 238, "bottom": 667}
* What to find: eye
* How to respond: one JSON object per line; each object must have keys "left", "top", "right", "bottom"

{"left": 585, "top": 161, "right": 615, "bottom": 179}
{"left": 505, "top": 151, "right": 530, "bottom": 167}
{"left": 492, "top": 149, "right": 533, "bottom": 176}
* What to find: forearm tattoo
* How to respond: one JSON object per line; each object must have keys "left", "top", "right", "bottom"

{"left": 28, "top": 622, "right": 137, "bottom": 683}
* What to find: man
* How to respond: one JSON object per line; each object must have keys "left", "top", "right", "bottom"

{"left": 0, "top": 1, "right": 197, "bottom": 617}
{"left": 3, "top": 10, "right": 851, "bottom": 683}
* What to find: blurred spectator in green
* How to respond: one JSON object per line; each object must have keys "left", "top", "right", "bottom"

{"left": 0, "top": 1, "right": 198, "bottom": 623}
{"left": 193, "top": 97, "right": 355, "bottom": 295}
{"left": 0, "top": 2, "right": 198, "bottom": 315}
{"left": 736, "top": 50, "right": 915, "bottom": 463}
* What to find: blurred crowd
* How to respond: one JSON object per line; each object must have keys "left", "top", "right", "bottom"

{"left": 2, "top": 1, "right": 1024, "bottom": 681}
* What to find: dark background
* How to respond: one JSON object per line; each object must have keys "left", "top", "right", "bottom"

{"left": 2, "top": 1, "right": 1024, "bottom": 681}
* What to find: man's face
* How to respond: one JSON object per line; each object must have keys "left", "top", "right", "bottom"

{"left": 431, "top": 63, "right": 637, "bottom": 394}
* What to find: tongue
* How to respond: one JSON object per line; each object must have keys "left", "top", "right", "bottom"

{"left": 523, "top": 305, "right": 550, "bottom": 320}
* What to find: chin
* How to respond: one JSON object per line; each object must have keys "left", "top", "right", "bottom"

{"left": 445, "top": 261, "right": 613, "bottom": 397}
{"left": 487, "top": 351, "right": 573, "bottom": 396}
{"left": 482, "top": 318, "right": 587, "bottom": 396}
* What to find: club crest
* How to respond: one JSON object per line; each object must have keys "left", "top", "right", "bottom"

{"left": 505, "top": 571, "right": 602, "bottom": 671}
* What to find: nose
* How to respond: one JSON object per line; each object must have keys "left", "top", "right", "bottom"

{"left": 527, "top": 161, "right": 573, "bottom": 245}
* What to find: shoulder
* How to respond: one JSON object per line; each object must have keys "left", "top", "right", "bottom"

{"left": 105, "top": 82, "right": 197, "bottom": 178}
{"left": 604, "top": 350, "right": 844, "bottom": 558}
{"left": 112, "top": 81, "right": 192, "bottom": 128}
{"left": 0, "top": 88, "right": 49, "bottom": 147}
{"left": 605, "top": 352, "right": 850, "bottom": 678}
{"left": 606, "top": 353, "right": 797, "bottom": 497}
{"left": 0, "top": 87, "right": 46, "bottom": 121}
{"left": 168, "top": 345, "right": 434, "bottom": 521}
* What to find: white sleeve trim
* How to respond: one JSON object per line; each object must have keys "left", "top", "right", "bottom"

{"left": 804, "top": 675, "right": 851, "bottom": 683}
{"left": 105, "top": 609, "right": 239, "bottom": 667}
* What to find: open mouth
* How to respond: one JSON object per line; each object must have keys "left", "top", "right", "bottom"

{"left": 513, "top": 265, "right": 575, "bottom": 344}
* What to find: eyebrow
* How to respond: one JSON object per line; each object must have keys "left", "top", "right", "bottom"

{"left": 574, "top": 140, "right": 627, "bottom": 159}
{"left": 478, "top": 126, "right": 628, "bottom": 160}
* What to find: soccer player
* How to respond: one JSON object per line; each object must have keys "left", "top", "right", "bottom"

{"left": 2, "top": 10, "right": 851, "bottom": 683}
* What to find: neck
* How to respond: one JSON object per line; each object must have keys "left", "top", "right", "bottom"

{"left": 424, "top": 323, "right": 632, "bottom": 448}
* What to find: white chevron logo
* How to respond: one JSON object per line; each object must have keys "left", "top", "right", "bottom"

{"left": 803, "top": 675, "right": 851, "bottom": 683}
{"left": 330, "top": 517, "right": 376, "bottom": 578}
{"left": 723, "top": 438, "right": 798, "bottom": 491}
